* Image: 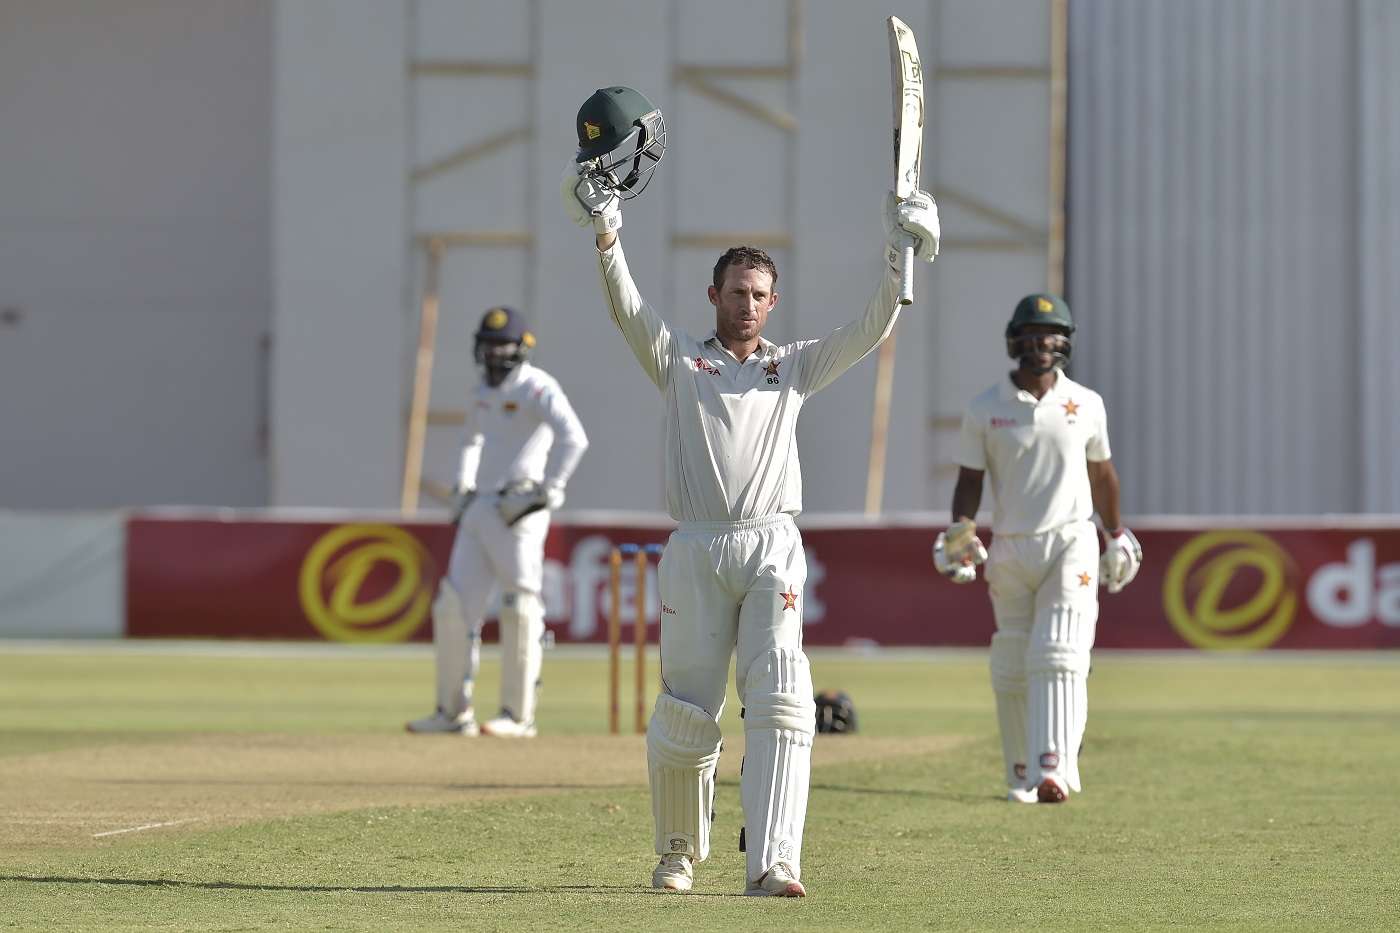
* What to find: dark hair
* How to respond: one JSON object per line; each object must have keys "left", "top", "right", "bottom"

{"left": 712, "top": 246, "right": 778, "bottom": 292}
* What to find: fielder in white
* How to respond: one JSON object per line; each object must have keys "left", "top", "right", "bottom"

{"left": 933, "top": 294, "right": 1142, "bottom": 803}
{"left": 563, "top": 86, "right": 940, "bottom": 896}
{"left": 406, "top": 306, "right": 588, "bottom": 739}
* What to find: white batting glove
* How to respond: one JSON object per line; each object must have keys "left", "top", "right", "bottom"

{"left": 883, "top": 190, "right": 940, "bottom": 265}
{"left": 932, "top": 521, "right": 986, "bottom": 584}
{"left": 1099, "top": 527, "right": 1143, "bottom": 594}
{"left": 561, "top": 162, "right": 622, "bottom": 235}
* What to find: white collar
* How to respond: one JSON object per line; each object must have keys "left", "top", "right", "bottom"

{"left": 702, "top": 331, "right": 777, "bottom": 362}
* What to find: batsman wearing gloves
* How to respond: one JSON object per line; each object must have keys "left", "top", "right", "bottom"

{"left": 934, "top": 294, "right": 1141, "bottom": 804}
{"left": 563, "top": 86, "right": 939, "bottom": 896}
{"left": 406, "top": 306, "right": 588, "bottom": 739}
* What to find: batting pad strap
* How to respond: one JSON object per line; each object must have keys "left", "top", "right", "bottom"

{"left": 741, "top": 649, "right": 816, "bottom": 735}
{"left": 648, "top": 694, "right": 722, "bottom": 862}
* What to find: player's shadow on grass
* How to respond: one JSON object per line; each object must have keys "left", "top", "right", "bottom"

{"left": 91, "top": 778, "right": 637, "bottom": 792}
{"left": 0, "top": 874, "right": 682, "bottom": 896}
{"left": 808, "top": 781, "right": 988, "bottom": 804}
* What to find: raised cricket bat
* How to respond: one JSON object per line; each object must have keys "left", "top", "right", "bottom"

{"left": 888, "top": 15, "right": 924, "bottom": 305}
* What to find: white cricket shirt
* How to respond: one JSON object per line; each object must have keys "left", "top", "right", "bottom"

{"left": 457, "top": 361, "right": 588, "bottom": 494}
{"left": 957, "top": 371, "right": 1111, "bottom": 536}
{"left": 597, "top": 241, "right": 902, "bottom": 522}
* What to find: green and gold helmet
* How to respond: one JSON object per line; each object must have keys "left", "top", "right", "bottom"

{"left": 1005, "top": 293, "right": 1075, "bottom": 371}
{"left": 574, "top": 86, "right": 666, "bottom": 199}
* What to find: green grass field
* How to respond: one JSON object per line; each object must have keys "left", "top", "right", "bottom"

{"left": 2, "top": 642, "right": 1398, "bottom": 932}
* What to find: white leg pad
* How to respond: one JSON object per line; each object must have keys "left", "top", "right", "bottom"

{"left": 989, "top": 630, "right": 1030, "bottom": 789}
{"left": 498, "top": 589, "right": 544, "bottom": 724}
{"left": 1027, "top": 604, "right": 1096, "bottom": 793}
{"left": 432, "top": 583, "right": 477, "bottom": 718}
{"left": 740, "top": 648, "right": 815, "bottom": 882}
{"left": 648, "top": 694, "right": 723, "bottom": 862}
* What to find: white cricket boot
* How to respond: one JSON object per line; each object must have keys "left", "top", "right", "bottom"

{"left": 405, "top": 707, "right": 478, "bottom": 736}
{"left": 480, "top": 711, "right": 537, "bottom": 738}
{"left": 1007, "top": 785, "right": 1038, "bottom": 804}
{"left": 745, "top": 862, "right": 806, "bottom": 897}
{"left": 651, "top": 853, "right": 693, "bottom": 893}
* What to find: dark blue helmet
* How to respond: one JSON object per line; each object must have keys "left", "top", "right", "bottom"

{"left": 475, "top": 306, "right": 534, "bottom": 347}
{"left": 474, "top": 306, "right": 535, "bottom": 373}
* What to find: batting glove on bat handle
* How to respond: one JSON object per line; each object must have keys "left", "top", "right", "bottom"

{"left": 883, "top": 191, "right": 939, "bottom": 301}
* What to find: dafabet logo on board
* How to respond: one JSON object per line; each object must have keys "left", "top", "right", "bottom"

{"left": 298, "top": 524, "right": 437, "bottom": 643}
{"left": 1164, "top": 531, "right": 1400, "bottom": 650}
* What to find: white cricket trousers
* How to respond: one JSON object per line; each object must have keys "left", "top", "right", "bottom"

{"left": 439, "top": 497, "right": 549, "bottom": 722}
{"left": 654, "top": 513, "right": 816, "bottom": 882}
{"left": 985, "top": 519, "right": 1100, "bottom": 793}
{"left": 656, "top": 513, "right": 807, "bottom": 712}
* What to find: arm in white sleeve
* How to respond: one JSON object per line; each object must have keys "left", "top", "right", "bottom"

{"left": 457, "top": 404, "right": 483, "bottom": 490}
{"left": 596, "top": 239, "right": 675, "bottom": 391}
{"left": 794, "top": 266, "right": 903, "bottom": 396}
{"left": 1087, "top": 394, "right": 1113, "bottom": 463}
{"left": 957, "top": 406, "right": 988, "bottom": 471}
{"left": 537, "top": 382, "right": 589, "bottom": 493}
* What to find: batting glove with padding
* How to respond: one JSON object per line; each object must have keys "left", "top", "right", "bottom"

{"left": 496, "top": 480, "right": 565, "bottom": 527}
{"left": 561, "top": 162, "right": 622, "bottom": 235}
{"left": 932, "top": 520, "right": 986, "bottom": 584}
{"left": 884, "top": 190, "right": 940, "bottom": 267}
{"left": 1099, "top": 527, "right": 1143, "bottom": 594}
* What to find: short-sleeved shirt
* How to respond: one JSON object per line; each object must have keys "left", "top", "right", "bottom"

{"left": 957, "top": 371, "right": 1111, "bottom": 536}
{"left": 597, "top": 241, "right": 901, "bottom": 522}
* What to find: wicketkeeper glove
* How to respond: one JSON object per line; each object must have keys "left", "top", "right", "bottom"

{"left": 883, "top": 190, "right": 940, "bottom": 270}
{"left": 932, "top": 520, "right": 987, "bottom": 585}
{"left": 449, "top": 486, "right": 476, "bottom": 525}
{"left": 496, "top": 480, "right": 565, "bottom": 527}
{"left": 561, "top": 161, "right": 622, "bottom": 235}
{"left": 1099, "top": 527, "right": 1143, "bottom": 594}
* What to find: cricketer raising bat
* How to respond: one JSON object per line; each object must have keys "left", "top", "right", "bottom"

{"left": 888, "top": 15, "right": 925, "bottom": 305}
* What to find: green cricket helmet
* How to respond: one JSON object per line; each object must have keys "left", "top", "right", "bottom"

{"left": 574, "top": 86, "right": 666, "bottom": 199}
{"left": 1005, "top": 293, "right": 1075, "bottom": 372}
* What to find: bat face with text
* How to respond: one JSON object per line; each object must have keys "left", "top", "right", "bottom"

{"left": 888, "top": 16, "right": 925, "bottom": 305}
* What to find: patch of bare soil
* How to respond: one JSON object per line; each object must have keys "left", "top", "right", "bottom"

{"left": 0, "top": 732, "right": 968, "bottom": 850}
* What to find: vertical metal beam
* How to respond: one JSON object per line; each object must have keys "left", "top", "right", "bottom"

{"left": 1047, "top": 0, "right": 1069, "bottom": 294}
{"left": 401, "top": 238, "right": 443, "bottom": 514}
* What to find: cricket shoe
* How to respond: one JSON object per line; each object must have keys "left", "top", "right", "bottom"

{"left": 405, "top": 708, "right": 478, "bottom": 736}
{"left": 480, "top": 712, "right": 537, "bottom": 738}
{"left": 1037, "top": 775, "right": 1069, "bottom": 803}
{"left": 651, "top": 853, "right": 693, "bottom": 893}
{"left": 1006, "top": 786, "right": 1038, "bottom": 804}
{"left": 745, "top": 862, "right": 806, "bottom": 897}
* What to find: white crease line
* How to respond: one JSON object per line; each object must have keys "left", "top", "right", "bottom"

{"left": 93, "top": 818, "right": 200, "bottom": 838}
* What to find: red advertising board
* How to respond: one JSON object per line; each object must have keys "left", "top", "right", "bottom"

{"left": 126, "top": 516, "right": 1400, "bottom": 650}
